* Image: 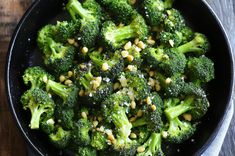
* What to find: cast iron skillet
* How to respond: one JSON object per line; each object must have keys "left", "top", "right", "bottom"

{"left": 5, "top": 0, "right": 234, "bottom": 155}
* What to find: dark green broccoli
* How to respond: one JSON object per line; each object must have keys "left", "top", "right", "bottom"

{"left": 159, "top": 27, "right": 194, "bottom": 47}
{"left": 40, "top": 117, "right": 55, "bottom": 134}
{"left": 74, "top": 63, "right": 113, "bottom": 105}
{"left": 132, "top": 126, "right": 151, "bottom": 145}
{"left": 66, "top": 0, "right": 101, "bottom": 47}
{"left": 157, "top": 73, "right": 186, "bottom": 97}
{"left": 91, "top": 131, "right": 108, "bottom": 150}
{"left": 132, "top": 92, "right": 164, "bottom": 132}
{"left": 165, "top": 116, "right": 196, "bottom": 144}
{"left": 101, "top": 91, "right": 137, "bottom": 155}
{"left": 98, "top": 0, "right": 136, "bottom": 24}
{"left": 37, "top": 25, "right": 76, "bottom": 74}
{"left": 101, "top": 15, "right": 148, "bottom": 50}
{"left": 49, "top": 126, "right": 71, "bottom": 149}
{"left": 55, "top": 104, "right": 75, "bottom": 130}
{"left": 143, "top": 47, "right": 186, "bottom": 76}
{"left": 72, "top": 118, "right": 92, "bottom": 146}
{"left": 163, "top": 98, "right": 196, "bottom": 144}
{"left": 143, "top": 0, "right": 174, "bottom": 26}
{"left": 118, "top": 71, "right": 150, "bottom": 101}
{"left": 89, "top": 51, "right": 124, "bottom": 79}
{"left": 186, "top": 56, "right": 215, "bottom": 83}
{"left": 164, "top": 9, "right": 186, "bottom": 32}
{"left": 75, "top": 146, "right": 97, "bottom": 156}
{"left": 45, "top": 79, "right": 79, "bottom": 108}
{"left": 136, "top": 133, "right": 164, "bottom": 156}
{"left": 165, "top": 83, "right": 209, "bottom": 120}
{"left": 52, "top": 20, "right": 81, "bottom": 43}
{"left": 22, "top": 66, "right": 54, "bottom": 90}
{"left": 20, "top": 88, "right": 55, "bottom": 129}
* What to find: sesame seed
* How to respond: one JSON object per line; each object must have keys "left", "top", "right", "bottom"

{"left": 59, "top": 75, "right": 66, "bottom": 82}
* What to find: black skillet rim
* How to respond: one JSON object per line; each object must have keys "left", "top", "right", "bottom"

{"left": 5, "top": 0, "right": 234, "bottom": 155}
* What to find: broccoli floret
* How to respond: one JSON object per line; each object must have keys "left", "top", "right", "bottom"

{"left": 45, "top": 79, "right": 79, "bottom": 108}
{"left": 118, "top": 71, "right": 150, "bottom": 101}
{"left": 52, "top": 20, "right": 81, "bottom": 43}
{"left": 165, "top": 83, "right": 209, "bottom": 120}
{"left": 98, "top": 0, "right": 136, "bottom": 24}
{"left": 132, "top": 126, "right": 151, "bottom": 145}
{"left": 91, "top": 131, "right": 108, "bottom": 150}
{"left": 101, "top": 15, "right": 148, "bottom": 50}
{"left": 186, "top": 56, "right": 215, "bottom": 83}
{"left": 136, "top": 132, "right": 164, "bottom": 156}
{"left": 72, "top": 118, "right": 92, "bottom": 146}
{"left": 143, "top": 47, "right": 186, "bottom": 76}
{"left": 40, "top": 117, "right": 55, "bottom": 134}
{"left": 55, "top": 104, "right": 75, "bottom": 130}
{"left": 132, "top": 92, "right": 164, "bottom": 132}
{"left": 165, "top": 116, "right": 196, "bottom": 144}
{"left": 164, "top": 9, "right": 186, "bottom": 32}
{"left": 66, "top": 0, "right": 101, "bottom": 47}
{"left": 157, "top": 73, "right": 186, "bottom": 97}
{"left": 22, "top": 66, "right": 54, "bottom": 90}
{"left": 174, "top": 32, "right": 210, "bottom": 55}
{"left": 37, "top": 24, "right": 54, "bottom": 51}
{"left": 143, "top": 0, "right": 174, "bottom": 26}
{"left": 89, "top": 51, "right": 124, "bottom": 79}
{"left": 101, "top": 91, "right": 137, "bottom": 154}
{"left": 20, "top": 88, "right": 55, "bottom": 129}
{"left": 159, "top": 26, "right": 194, "bottom": 47}
{"left": 75, "top": 63, "right": 113, "bottom": 104}
{"left": 75, "top": 146, "right": 97, "bottom": 156}
{"left": 49, "top": 126, "right": 71, "bottom": 149}
{"left": 124, "top": 44, "right": 143, "bottom": 67}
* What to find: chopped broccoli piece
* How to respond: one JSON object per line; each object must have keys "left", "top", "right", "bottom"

{"left": 164, "top": 9, "right": 186, "bottom": 32}
{"left": 136, "top": 133, "right": 164, "bottom": 156}
{"left": 101, "top": 15, "right": 148, "bottom": 50}
{"left": 66, "top": 0, "right": 101, "bottom": 47}
{"left": 89, "top": 50, "right": 124, "bottom": 79}
{"left": 22, "top": 66, "right": 54, "bottom": 90}
{"left": 49, "top": 126, "right": 71, "bottom": 149}
{"left": 75, "top": 146, "right": 97, "bottom": 156}
{"left": 45, "top": 79, "right": 79, "bottom": 108}
{"left": 40, "top": 117, "right": 55, "bottom": 134}
{"left": 187, "top": 56, "right": 215, "bottom": 83}
{"left": 91, "top": 131, "right": 108, "bottom": 150}
{"left": 20, "top": 88, "right": 55, "bottom": 129}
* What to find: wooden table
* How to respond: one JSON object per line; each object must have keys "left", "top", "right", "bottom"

{"left": 0, "top": 0, "right": 234, "bottom": 156}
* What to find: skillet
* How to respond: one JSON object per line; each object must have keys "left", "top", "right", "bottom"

{"left": 6, "top": 0, "right": 234, "bottom": 155}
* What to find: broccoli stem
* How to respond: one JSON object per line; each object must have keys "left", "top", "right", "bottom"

{"left": 168, "top": 117, "right": 189, "bottom": 133}
{"left": 46, "top": 80, "right": 70, "bottom": 101}
{"left": 47, "top": 38, "right": 65, "bottom": 58}
{"left": 177, "top": 35, "right": 206, "bottom": 53}
{"left": 67, "top": 0, "right": 93, "bottom": 21}
{"left": 164, "top": 96, "right": 194, "bottom": 120}
{"left": 29, "top": 105, "right": 46, "bottom": 129}
{"left": 80, "top": 72, "right": 93, "bottom": 90}
{"left": 111, "top": 108, "right": 132, "bottom": 139}
{"left": 149, "top": 133, "right": 161, "bottom": 154}
{"left": 114, "top": 25, "right": 137, "bottom": 43}
{"left": 164, "top": 0, "right": 174, "bottom": 9}
{"left": 132, "top": 117, "right": 147, "bottom": 128}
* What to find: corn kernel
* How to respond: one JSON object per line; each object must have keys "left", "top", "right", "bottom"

{"left": 81, "top": 112, "right": 87, "bottom": 119}
{"left": 127, "top": 55, "right": 134, "bottom": 62}
{"left": 165, "top": 78, "right": 172, "bottom": 84}
{"left": 65, "top": 79, "right": 73, "bottom": 85}
{"left": 93, "top": 121, "right": 99, "bottom": 128}
{"left": 137, "top": 110, "right": 143, "bottom": 117}
{"left": 130, "top": 116, "right": 137, "bottom": 122}
{"left": 137, "top": 41, "right": 146, "bottom": 49}
{"left": 102, "top": 62, "right": 109, "bottom": 71}
{"left": 67, "top": 38, "right": 75, "bottom": 45}
{"left": 137, "top": 146, "right": 145, "bottom": 153}
{"left": 67, "top": 71, "right": 73, "bottom": 77}
{"left": 108, "top": 134, "right": 115, "bottom": 141}
{"left": 81, "top": 47, "right": 88, "bottom": 54}
{"left": 131, "top": 101, "right": 136, "bottom": 109}
{"left": 79, "top": 90, "right": 85, "bottom": 97}
{"left": 121, "top": 50, "right": 129, "bottom": 58}
{"left": 183, "top": 113, "right": 192, "bottom": 121}
{"left": 113, "top": 82, "right": 120, "bottom": 90}
{"left": 124, "top": 41, "right": 132, "bottom": 50}
{"left": 130, "top": 133, "right": 137, "bottom": 139}
{"left": 151, "top": 105, "right": 157, "bottom": 111}
{"left": 146, "top": 96, "right": 152, "bottom": 105}
{"left": 134, "top": 38, "right": 140, "bottom": 45}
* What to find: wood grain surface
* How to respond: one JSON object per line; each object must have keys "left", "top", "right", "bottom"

{"left": 0, "top": 0, "right": 234, "bottom": 156}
